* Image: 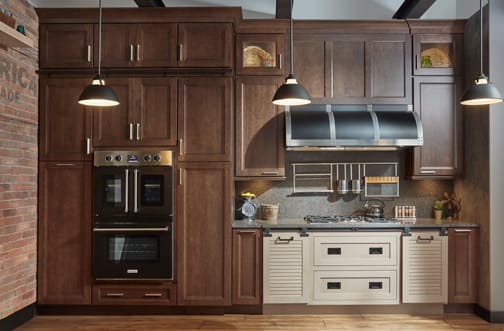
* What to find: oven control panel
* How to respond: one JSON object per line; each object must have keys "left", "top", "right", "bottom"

{"left": 94, "top": 150, "right": 173, "bottom": 166}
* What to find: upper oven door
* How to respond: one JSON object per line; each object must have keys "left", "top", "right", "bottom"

{"left": 93, "top": 166, "right": 173, "bottom": 225}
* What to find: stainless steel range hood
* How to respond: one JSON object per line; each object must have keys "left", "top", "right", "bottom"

{"left": 285, "top": 104, "right": 423, "bottom": 151}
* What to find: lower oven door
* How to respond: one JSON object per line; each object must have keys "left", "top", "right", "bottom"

{"left": 93, "top": 226, "right": 172, "bottom": 280}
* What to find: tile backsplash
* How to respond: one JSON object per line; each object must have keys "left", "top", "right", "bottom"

{"left": 235, "top": 150, "right": 453, "bottom": 219}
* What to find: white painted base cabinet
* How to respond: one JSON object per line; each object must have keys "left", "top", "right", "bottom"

{"left": 402, "top": 231, "right": 448, "bottom": 303}
{"left": 263, "top": 231, "right": 310, "bottom": 303}
{"left": 310, "top": 232, "right": 401, "bottom": 305}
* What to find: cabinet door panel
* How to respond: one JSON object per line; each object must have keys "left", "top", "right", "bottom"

{"left": 367, "top": 36, "right": 411, "bottom": 103}
{"left": 235, "top": 76, "right": 284, "bottom": 177}
{"left": 40, "top": 24, "right": 93, "bottom": 68}
{"left": 178, "top": 77, "right": 232, "bottom": 161}
{"left": 137, "top": 23, "right": 177, "bottom": 67}
{"left": 135, "top": 78, "right": 177, "bottom": 146}
{"left": 99, "top": 24, "right": 136, "bottom": 67}
{"left": 176, "top": 162, "right": 232, "bottom": 305}
{"left": 407, "top": 76, "right": 463, "bottom": 178}
{"left": 448, "top": 228, "right": 478, "bottom": 303}
{"left": 39, "top": 77, "right": 92, "bottom": 161}
{"left": 293, "top": 38, "right": 326, "bottom": 100}
{"left": 232, "top": 229, "right": 262, "bottom": 305}
{"left": 38, "top": 162, "right": 92, "bottom": 304}
{"left": 93, "top": 78, "right": 134, "bottom": 147}
{"left": 178, "top": 23, "right": 232, "bottom": 67}
{"left": 330, "top": 39, "right": 366, "bottom": 99}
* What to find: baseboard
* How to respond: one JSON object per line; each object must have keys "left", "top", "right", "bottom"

{"left": 263, "top": 303, "right": 445, "bottom": 315}
{"left": 0, "top": 305, "right": 35, "bottom": 331}
{"left": 474, "top": 304, "right": 504, "bottom": 323}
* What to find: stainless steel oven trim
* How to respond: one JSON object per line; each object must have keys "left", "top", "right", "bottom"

{"left": 93, "top": 227, "right": 170, "bottom": 232}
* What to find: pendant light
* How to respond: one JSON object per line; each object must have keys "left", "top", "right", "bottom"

{"left": 460, "top": 0, "right": 503, "bottom": 106}
{"left": 272, "top": 0, "right": 311, "bottom": 106}
{"left": 78, "top": 0, "right": 119, "bottom": 107}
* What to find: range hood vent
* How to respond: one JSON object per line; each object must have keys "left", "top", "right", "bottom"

{"left": 286, "top": 104, "right": 423, "bottom": 151}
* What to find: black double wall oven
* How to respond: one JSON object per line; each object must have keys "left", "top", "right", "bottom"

{"left": 93, "top": 150, "right": 173, "bottom": 280}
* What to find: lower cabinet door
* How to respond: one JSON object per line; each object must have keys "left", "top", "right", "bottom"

{"left": 93, "top": 284, "right": 176, "bottom": 305}
{"left": 313, "top": 270, "right": 399, "bottom": 304}
{"left": 232, "top": 229, "right": 262, "bottom": 305}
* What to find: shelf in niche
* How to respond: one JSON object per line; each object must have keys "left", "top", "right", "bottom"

{"left": 0, "top": 21, "right": 33, "bottom": 48}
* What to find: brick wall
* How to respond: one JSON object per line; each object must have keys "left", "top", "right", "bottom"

{"left": 0, "top": 0, "right": 38, "bottom": 320}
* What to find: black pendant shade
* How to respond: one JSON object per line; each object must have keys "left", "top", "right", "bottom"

{"left": 461, "top": 74, "right": 503, "bottom": 106}
{"left": 79, "top": 75, "right": 120, "bottom": 107}
{"left": 78, "top": 0, "right": 119, "bottom": 107}
{"left": 272, "top": 0, "right": 311, "bottom": 106}
{"left": 272, "top": 74, "right": 311, "bottom": 106}
{"left": 460, "top": 0, "right": 503, "bottom": 106}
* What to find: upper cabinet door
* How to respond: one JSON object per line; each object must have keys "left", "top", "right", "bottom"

{"left": 99, "top": 24, "right": 137, "bottom": 68}
{"left": 236, "top": 34, "right": 285, "bottom": 75}
{"left": 134, "top": 23, "right": 178, "bottom": 67}
{"left": 413, "top": 34, "right": 463, "bottom": 76}
{"left": 40, "top": 24, "right": 94, "bottom": 68}
{"left": 39, "top": 77, "right": 93, "bottom": 161}
{"left": 178, "top": 77, "right": 233, "bottom": 162}
{"left": 178, "top": 23, "right": 233, "bottom": 68}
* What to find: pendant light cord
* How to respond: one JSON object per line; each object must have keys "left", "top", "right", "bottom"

{"left": 289, "top": 0, "right": 294, "bottom": 74}
{"left": 479, "top": 0, "right": 483, "bottom": 76}
{"left": 98, "top": 0, "right": 102, "bottom": 77}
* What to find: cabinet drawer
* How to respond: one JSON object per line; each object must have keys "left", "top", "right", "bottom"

{"left": 313, "top": 233, "right": 400, "bottom": 266}
{"left": 93, "top": 284, "right": 176, "bottom": 305}
{"left": 313, "top": 270, "right": 398, "bottom": 304}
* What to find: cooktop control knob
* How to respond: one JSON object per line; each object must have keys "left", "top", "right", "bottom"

{"left": 153, "top": 154, "right": 161, "bottom": 162}
{"left": 144, "top": 154, "right": 152, "bottom": 162}
{"left": 105, "top": 155, "right": 113, "bottom": 162}
{"left": 115, "top": 155, "right": 122, "bottom": 162}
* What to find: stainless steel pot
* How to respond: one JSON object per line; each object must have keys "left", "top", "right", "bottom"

{"left": 364, "top": 199, "right": 385, "bottom": 218}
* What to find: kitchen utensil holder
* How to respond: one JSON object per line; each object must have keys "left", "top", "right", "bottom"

{"left": 291, "top": 162, "right": 399, "bottom": 197}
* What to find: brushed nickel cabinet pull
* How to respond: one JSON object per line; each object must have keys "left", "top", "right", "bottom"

{"left": 179, "top": 139, "right": 183, "bottom": 156}
{"left": 178, "top": 44, "right": 183, "bottom": 62}
{"left": 136, "top": 44, "right": 140, "bottom": 61}
{"left": 420, "top": 170, "right": 436, "bottom": 174}
{"left": 86, "top": 138, "right": 92, "bottom": 155}
{"left": 136, "top": 123, "right": 141, "bottom": 140}
{"left": 262, "top": 171, "right": 279, "bottom": 176}
{"left": 238, "top": 230, "right": 257, "bottom": 234}
{"left": 56, "top": 163, "right": 73, "bottom": 166}
{"left": 129, "top": 123, "right": 134, "bottom": 140}
{"left": 87, "top": 45, "right": 92, "bottom": 62}
{"left": 278, "top": 53, "right": 282, "bottom": 70}
{"left": 105, "top": 293, "right": 125, "bottom": 297}
{"left": 454, "top": 229, "right": 472, "bottom": 233}
{"left": 144, "top": 293, "right": 163, "bottom": 297}
{"left": 130, "top": 44, "right": 134, "bottom": 62}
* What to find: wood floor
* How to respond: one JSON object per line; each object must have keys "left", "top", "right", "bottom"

{"left": 16, "top": 313, "right": 504, "bottom": 331}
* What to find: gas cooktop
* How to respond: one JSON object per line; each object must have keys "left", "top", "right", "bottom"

{"left": 304, "top": 215, "right": 400, "bottom": 224}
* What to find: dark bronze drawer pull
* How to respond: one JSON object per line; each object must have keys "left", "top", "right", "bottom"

{"left": 416, "top": 235, "right": 434, "bottom": 243}
{"left": 369, "top": 282, "right": 383, "bottom": 290}
{"left": 328, "top": 247, "right": 341, "bottom": 255}
{"left": 327, "top": 282, "right": 341, "bottom": 290}
{"left": 369, "top": 247, "right": 383, "bottom": 255}
{"left": 275, "top": 236, "right": 294, "bottom": 244}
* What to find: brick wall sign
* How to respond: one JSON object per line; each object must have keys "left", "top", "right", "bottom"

{"left": 0, "top": 0, "right": 38, "bottom": 321}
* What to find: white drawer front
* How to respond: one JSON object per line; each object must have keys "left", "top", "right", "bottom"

{"left": 313, "top": 233, "right": 400, "bottom": 266}
{"left": 313, "top": 270, "right": 398, "bottom": 304}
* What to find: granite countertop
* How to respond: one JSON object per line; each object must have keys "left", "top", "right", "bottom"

{"left": 232, "top": 218, "right": 479, "bottom": 230}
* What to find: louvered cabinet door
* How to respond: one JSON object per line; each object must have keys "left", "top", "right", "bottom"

{"left": 263, "top": 232, "right": 310, "bottom": 303}
{"left": 402, "top": 231, "right": 448, "bottom": 303}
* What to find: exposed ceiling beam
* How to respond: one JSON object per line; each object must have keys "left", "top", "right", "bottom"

{"left": 134, "top": 0, "right": 165, "bottom": 7}
{"left": 276, "top": 0, "right": 292, "bottom": 19}
{"left": 392, "top": 0, "right": 436, "bottom": 19}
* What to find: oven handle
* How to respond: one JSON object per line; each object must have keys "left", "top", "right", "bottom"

{"left": 124, "top": 169, "right": 129, "bottom": 213}
{"left": 93, "top": 227, "right": 170, "bottom": 232}
{"left": 133, "top": 169, "right": 139, "bottom": 214}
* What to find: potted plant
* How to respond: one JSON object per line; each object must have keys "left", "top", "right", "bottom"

{"left": 433, "top": 200, "right": 443, "bottom": 221}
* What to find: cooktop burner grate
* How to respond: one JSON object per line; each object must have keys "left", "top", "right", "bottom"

{"left": 304, "top": 215, "right": 400, "bottom": 224}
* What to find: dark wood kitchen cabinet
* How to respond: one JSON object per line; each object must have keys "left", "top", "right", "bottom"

{"left": 232, "top": 229, "right": 262, "bottom": 305}
{"left": 99, "top": 23, "right": 177, "bottom": 68}
{"left": 93, "top": 77, "right": 177, "bottom": 147}
{"left": 236, "top": 34, "right": 285, "bottom": 76}
{"left": 406, "top": 76, "right": 463, "bottom": 178}
{"left": 99, "top": 23, "right": 232, "bottom": 68}
{"left": 448, "top": 227, "right": 479, "bottom": 303}
{"left": 235, "top": 76, "right": 285, "bottom": 178}
{"left": 413, "top": 34, "right": 464, "bottom": 76}
{"left": 93, "top": 283, "right": 177, "bottom": 305}
{"left": 293, "top": 32, "right": 411, "bottom": 104}
{"left": 177, "top": 77, "right": 233, "bottom": 162}
{"left": 38, "top": 162, "right": 92, "bottom": 304}
{"left": 39, "top": 24, "right": 93, "bottom": 68}
{"left": 176, "top": 162, "right": 232, "bottom": 306}
{"left": 39, "top": 77, "right": 93, "bottom": 161}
